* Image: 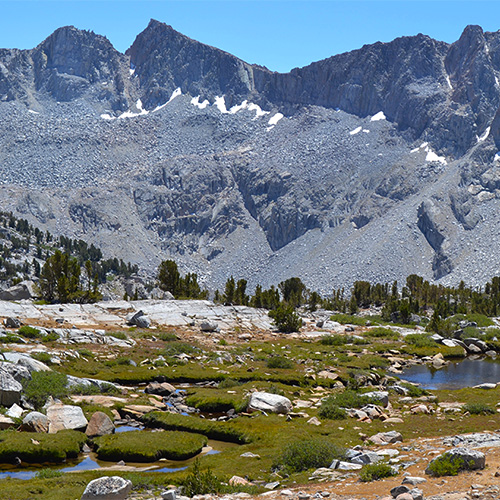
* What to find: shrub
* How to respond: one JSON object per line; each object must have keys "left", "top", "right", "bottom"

{"left": 276, "top": 439, "right": 345, "bottom": 473}
{"left": 319, "top": 390, "right": 380, "bottom": 411}
{"left": 363, "top": 327, "right": 400, "bottom": 340}
{"left": 359, "top": 463, "right": 396, "bottom": 482}
{"left": 18, "top": 325, "right": 42, "bottom": 339}
{"left": 31, "top": 352, "right": 54, "bottom": 365}
{"left": 405, "top": 334, "right": 437, "bottom": 348}
{"left": 463, "top": 402, "right": 496, "bottom": 415}
{"left": 330, "top": 314, "right": 367, "bottom": 326}
{"left": 320, "top": 334, "right": 348, "bottom": 346}
{"left": 268, "top": 305, "right": 302, "bottom": 333}
{"left": 22, "top": 371, "right": 68, "bottom": 409}
{"left": 106, "top": 331, "right": 128, "bottom": 340}
{"left": 182, "top": 459, "right": 223, "bottom": 496}
{"left": 426, "top": 453, "right": 466, "bottom": 477}
{"left": 318, "top": 403, "right": 346, "bottom": 420}
{"left": 94, "top": 430, "right": 207, "bottom": 462}
{"left": 266, "top": 356, "right": 294, "bottom": 369}
{"left": 158, "top": 332, "right": 178, "bottom": 342}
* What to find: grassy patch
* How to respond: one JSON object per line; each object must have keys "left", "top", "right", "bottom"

{"left": 143, "top": 412, "right": 250, "bottom": 444}
{"left": 0, "top": 430, "right": 87, "bottom": 463}
{"left": 185, "top": 393, "right": 248, "bottom": 413}
{"left": 22, "top": 371, "right": 69, "bottom": 409}
{"left": 463, "top": 402, "right": 496, "bottom": 415}
{"left": 363, "top": 327, "right": 400, "bottom": 340}
{"left": 319, "top": 390, "right": 382, "bottom": 412}
{"left": 266, "top": 356, "right": 294, "bottom": 369}
{"left": 94, "top": 430, "right": 207, "bottom": 462}
{"left": 330, "top": 314, "right": 367, "bottom": 326}
{"left": 18, "top": 325, "right": 42, "bottom": 339}
{"left": 275, "top": 439, "right": 345, "bottom": 473}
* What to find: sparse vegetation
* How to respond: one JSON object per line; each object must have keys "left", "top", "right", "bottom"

{"left": 359, "top": 463, "right": 396, "bottom": 482}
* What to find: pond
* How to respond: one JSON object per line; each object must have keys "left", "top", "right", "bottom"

{"left": 401, "top": 357, "right": 500, "bottom": 390}
{"left": 0, "top": 438, "right": 236, "bottom": 480}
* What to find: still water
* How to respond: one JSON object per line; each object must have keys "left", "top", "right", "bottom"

{"left": 401, "top": 357, "right": 500, "bottom": 390}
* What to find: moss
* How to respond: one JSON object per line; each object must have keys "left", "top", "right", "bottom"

{"left": 93, "top": 430, "right": 207, "bottom": 462}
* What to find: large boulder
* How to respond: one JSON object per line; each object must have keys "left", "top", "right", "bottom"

{"left": 200, "top": 320, "right": 218, "bottom": 332}
{"left": 47, "top": 404, "right": 88, "bottom": 433}
{"left": 86, "top": 411, "right": 115, "bottom": 438}
{"left": 0, "top": 281, "right": 36, "bottom": 301}
{"left": 145, "top": 381, "right": 176, "bottom": 396}
{"left": 425, "top": 447, "right": 485, "bottom": 476}
{"left": 0, "top": 371, "right": 22, "bottom": 406}
{"left": 369, "top": 431, "right": 403, "bottom": 445}
{"left": 247, "top": 392, "right": 292, "bottom": 414}
{"left": 81, "top": 476, "right": 132, "bottom": 500}
{"left": 21, "top": 411, "right": 49, "bottom": 433}
{"left": 0, "top": 361, "right": 31, "bottom": 382}
{"left": 127, "top": 310, "right": 151, "bottom": 329}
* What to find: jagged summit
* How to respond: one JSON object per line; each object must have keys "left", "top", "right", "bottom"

{"left": 0, "top": 23, "right": 500, "bottom": 292}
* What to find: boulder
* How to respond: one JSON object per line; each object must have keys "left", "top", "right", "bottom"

{"left": 145, "top": 381, "right": 176, "bottom": 396}
{"left": 0, "top": 362, "right": 31, "bottom": 382}
{"left": 363, "top": 391, "right": 389, "bottom": 407}
{"left": 127, "top": 311, "right": 150, "bottom": 329}
{"left": 21, "top": 411, "right": 49, "bottom": 433}
{"left": 247, "top": 392, "right": 293, "bottom": 414}
{"left": 425, "top": 447, "right": 485, "bottom": 475}
{"left": 0, "top": 281, "right": 36, "bottom": 301}
{"left": 6, "top": 403, "right": 24, "bottom": 419}
{"left": 369, "top": 431, "right": 403, "bottom": 445}
{"left": 0, "top": 414, "right": 15, "bottom": 429}
{"left": 350, "top": 451, "right": 382, "bottom": 465}
{"left": 81, "top": 476, "right": 132, "bottom": 500}
{"left": 402, "top": 476, "right": 427, "bottom": 486}
{"left": 86, "top": 411, "right": 115, "bottom": 438}
{"left": 200, "top": 320, "right": 218, "bottom": 332}
{"left": 391, "top": 485, "right": 410, "bottom": 497}
{"left": 47, "top": 404, "right": 88, "bottom": 433}
{"left": 0, "top": 371, "right": 22, "bottom": 406}
{"left": 161, "top": 490, "right": 177, "bottom": 500}
{"left": 4, "top": 317, "right": 21, "bottom": 328}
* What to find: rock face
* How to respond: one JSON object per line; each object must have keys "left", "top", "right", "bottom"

{"left": 3, "top": 22, "right": 500, "bottom": 291}
{"left": 247, "top": 392, "right": 292, "bottom": 414}
{"left": 85, "top": 411, "right": 115, "bottom": 438}
{"left": 46, "top": 404, "right": 88, "bottom": 433}
{"left": 81, "top": 476, "right": 132, "bottom": 500}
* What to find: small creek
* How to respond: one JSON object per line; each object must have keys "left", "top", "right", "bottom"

{"left": 401, "top": 357, "right": 500, "bottom": 390}
{"left": 0, "top": 438, "right": 236, "bottom": 480}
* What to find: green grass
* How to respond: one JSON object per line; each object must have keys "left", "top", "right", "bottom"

{"left": 319, "top": 390, "right": 383, "bottom": 412}
{"left": 185, "top": 392, "right": 248, "bottom": 413}
{"left": 94, "top": 430, "right": 207, "bottom": 462}
{"left": 426, "top": 452, "right": 466, "bottom": 477}
{"left": 0, "top": 430, "right": 87, "bottom": 463}
{"left": 18, "top": 325, "right": 42, "bottom": 339}
{"left": 463, "top": 402, "right": 496, "bottom": 415}
{"left": 266, "top": 356, "right": 294, "bottom": 369}
{"left": 363, "top": 327, "right": 400, "bottom": 340}
{"left": 22, "top": 371, "right": 69, "bottom": 409}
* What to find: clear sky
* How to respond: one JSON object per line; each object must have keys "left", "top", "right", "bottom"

{"left": 1, "top": 1, "right": 500, "bottom": 73}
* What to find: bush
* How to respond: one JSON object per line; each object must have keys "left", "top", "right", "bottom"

{"left": 22, "top": 371, "right": 68, "bottom": 409}
{"left": 359, "top": 463, "right": 396, "bottom": 482}
{"left": 363, "top": 327, "right": 400, "bottom": 340}
{"left": 94, "top": 430, "right": 207, "bottom": 462}
{"left": 276, "top": 439, "right": 345, "bottom": 473}
{"left": 18, "top": 325, "right": 42, "bottom": 339}
{"left": 267, "top": 356, "right": 294, "bottom": 369}
{"left": 158, "top": 332, "right": 178, "bottom": 342}
{"left": 182, "top": 459, "right": 223, "bottom": 496}
{"left": 319, "top": 334, "right": 348, "bottom": 346}
{"left": 318, "top": 403, "right": 346, "bottom": 420}
{"left": 463, "top": 402, "right": 496, "bottom": 415}
{"left": 31, "top": 352, "right": 54, "bottom": 365}
{"left": 268, "top": 305, "right": 302, "bottom": 333}
{"left": 426, "top": 453, "right": 466, "bottom": 477}
{"left": 319, "top": 390, "right": 380, "bottom": 411}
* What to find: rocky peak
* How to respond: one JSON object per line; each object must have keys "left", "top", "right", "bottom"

{"left": 127, "top": 19, "right": 258, "bottom": 109}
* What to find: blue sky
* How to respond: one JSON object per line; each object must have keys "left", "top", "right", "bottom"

{"left": 1, "top": 1, "right": 500, "bottom": 72}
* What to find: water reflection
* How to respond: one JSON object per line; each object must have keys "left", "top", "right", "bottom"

{"left": 401, "top": 358, "right": 500, "bottom": 390}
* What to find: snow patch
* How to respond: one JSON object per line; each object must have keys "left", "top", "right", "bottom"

{"left": 268, "top": 113, "right": 284, "bottom": 126}
{"left": 494, "top": 152, "right": 500, "bottom": 163}
{"left": 129, "top": 68, "right": 135, "bottom": 76}
{"left": 214, "top": 96, "right": 228, "bottom": 114}
{"left": 28, "top": 110, "right": 39, "bottom": 115}
{"left": 247, "top": 103, "right": 269, "bottom": 119}
{"left": 477, "top": 126, "right": 491, "bottom": 142}
{"left": 411, "top": 142, "right": 447, "bottom": 164}
{"left": 154, "top": 88, "right": 182, "bottom": 112}
{"left": 446, "top": 75, "right": 453, "bottom": 90}
{"left": 362, "top": 129, "right": 370, "bottom": 133}
{"left": 100, "top": 113, "right": 115, "bottom": 120}
{"left": 370, "top": 111, "right": 386, "bottom": 121}
{"left": 229, "top": 100, "right": 248, "bottom": 114}
{"left": 191, "top": 96, "right": 209, "bottom": 109}
{"left": 349, "top": 126, "right": 362, "bottom": 135}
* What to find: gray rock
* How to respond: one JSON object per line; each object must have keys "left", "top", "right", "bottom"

{"left": 401, "top": 476, "right": 426, "bottom": 485}
{"left": 81, "top": 476, "right": 132, "bottom": 500}
{"left": 145, "top": 381, "right": 176, "bottom": 396}
{"left": 4, "top": 317, "right": 21, "bottom": 328}
{"left": 369, "top": 430, "right": 403, "bottom": 445}
{"left": 21, "top": 411, "right": 49, "bottom": 433}
{"left": 425, "top": 447, "right": 485, "bottom": 475}
{"left": 350, "top": 451, "right": 382, "bottom": 465}
{"left": 47, "top": 404, "right": 88, "bottom": 433}
{"left": 86, "top": 411, "right": 115, "bottom": 437}
{"left": 363, "top": 391, "right": 389, "bottom": 407}
{"left": 6, "top": 403, "right": 24, "bottom": 419}
{"left": 247, "top": 392, "right": 292, "bottom": 414}
{"left": 161, "top": 490, "right": 176, "bottom": 500}
{"left": 0, "top": 371, "right": 22, "bottom": 406}
{"left": 0, "top": 281, "right": 35, "bottom": 301}
{"left": 391, "top": 485, "right": 410, "bottom": 497}
{"left": 127, "top": 310, "right": 151, "bottom": 328}
{"left": 335, "top": 461, "right": 362, "bottom": 470}
{"left": 200, "top": 320, "right": 218, "bottom": 332}
{"left": 0, "top": 361, "right": 31, "bottom": 382}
